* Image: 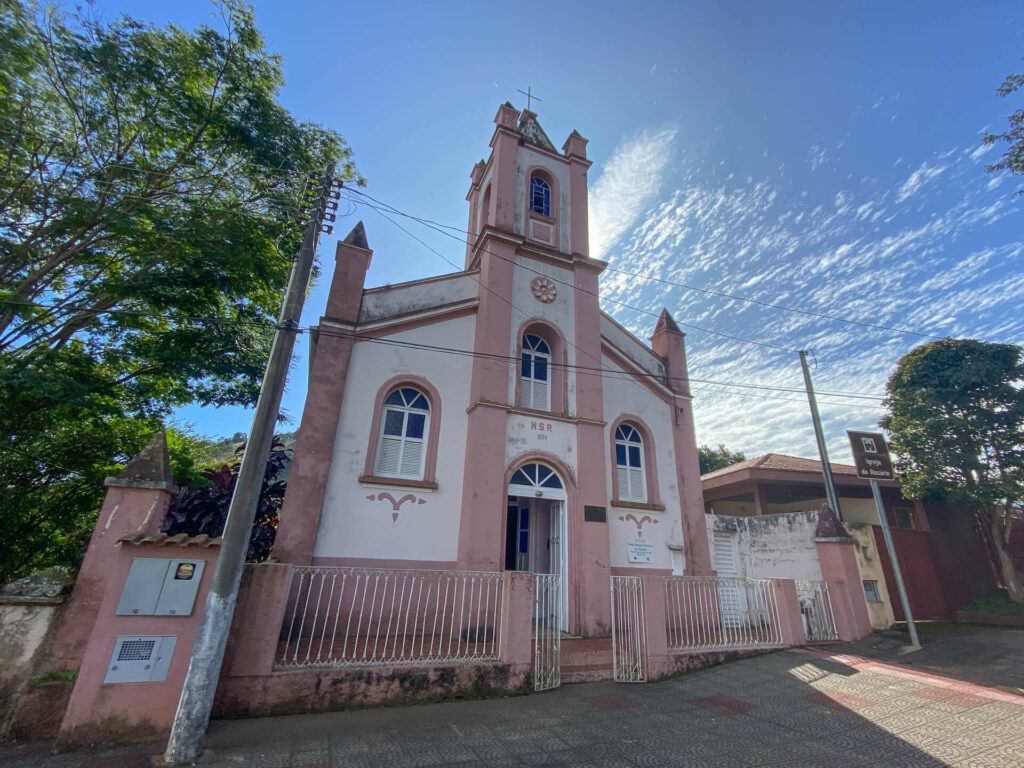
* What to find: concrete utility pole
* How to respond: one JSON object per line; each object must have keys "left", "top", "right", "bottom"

{"left": 165, "top": 165, "right": 339, "bottom": 764}
{"left": 799, "top": 350, "right": 843, "bottom": 522}
{"left": 870, "top": 479, "right": 921, "bottom": 649}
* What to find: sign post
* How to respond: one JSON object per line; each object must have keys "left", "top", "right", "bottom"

{"left": 846, "top": 430, "right": 920, "bottom": 650}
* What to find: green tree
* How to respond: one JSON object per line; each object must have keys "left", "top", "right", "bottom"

{"left": 983, "top": 62, "right": 1024, "bottom": 194}
{"left": 698, "top": 444, "right": 746, "bottom": 475}
{"left": 0, "top": 0, "right": 360, "bottom": 580}
{"left": 880, "top": 339, "right": 1024, "bottom": 603}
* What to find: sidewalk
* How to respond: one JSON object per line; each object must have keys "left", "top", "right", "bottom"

{"left": 829, "top": 623, "right": 1024, "bottom": 695}
{"left": 4, "top": 648, "right": 1023, "bottom": 767}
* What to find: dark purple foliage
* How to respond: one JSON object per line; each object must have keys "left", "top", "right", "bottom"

{"left": 161, "top": 437, "right": 291, "bottom": 562}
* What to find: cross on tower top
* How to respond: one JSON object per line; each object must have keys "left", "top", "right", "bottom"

{"left": 516, "top": 86, "right": 542, "bottom": 112}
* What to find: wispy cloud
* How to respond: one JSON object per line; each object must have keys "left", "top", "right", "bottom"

{"left": 594, "top": 133, "right": 1024, "bottom": 463}
{"left": 589, "top": 128, "right": 677, "bottom": 261}
{"left": 896, "top": 160, "right": 947, "bottom": 202}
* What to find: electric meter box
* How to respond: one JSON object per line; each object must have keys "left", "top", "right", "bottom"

{"left": 116, "top": 558, "right": 205, "bottom": 616}
{"left": 104, "top": 635, "right": 177, "bottom": 684}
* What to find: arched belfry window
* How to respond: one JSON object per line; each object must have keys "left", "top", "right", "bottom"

{"left": 520, "top": 334, "right": 551, "bottom": 410}
{"left": 375, "top": 387, "right": 430, "bottom": 478}
{"left": 530, "top": 176, "right": 551, "bottom": 217}
{"left": 615, "top": 424, "right": 646, "bottom": 502}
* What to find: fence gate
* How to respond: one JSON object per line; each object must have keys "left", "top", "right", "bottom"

{"left": 533, "top": 574, "right": 561, "bottom": 691}
{"left": 610, "top": 576, "right": 647, "bottom": 683}
{"left": 796, "top": 580, "right": 838, "bottom": 642}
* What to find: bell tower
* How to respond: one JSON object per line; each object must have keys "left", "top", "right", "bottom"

{"left": 464, "top": 103, "right": 592, "bottom": 268}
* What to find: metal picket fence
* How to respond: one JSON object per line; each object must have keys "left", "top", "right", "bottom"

{"left": 664, "top": 576, "right": 783, "bottom": 651}
{"left": 533, "top": 574, "right": 562, "bottom": 691}
{"left": 796, "top": 579, "right": 838, "bottom": 642}
{"left": 610, "top": 575, "right": 648, "bottom": 682}
{"left": 275, "top": 567, "right": 504, "bottom": 669}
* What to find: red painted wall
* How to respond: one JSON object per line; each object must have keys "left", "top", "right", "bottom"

{"left": 872, "top": 527, "right": 948, "bottom": 620}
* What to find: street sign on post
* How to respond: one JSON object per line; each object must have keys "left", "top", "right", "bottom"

{"left": 847, "top": 430, "right": 895, "bottom": 481}
{"left": 845, "top": 430, "right": 920, "bottom": 650}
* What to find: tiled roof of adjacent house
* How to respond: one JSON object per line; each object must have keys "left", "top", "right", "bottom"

{"left": 117, "top": 531, "right": 222, "bottom": 547}
{"left": 701, "top": 453, "right": 859, "bottom": 481}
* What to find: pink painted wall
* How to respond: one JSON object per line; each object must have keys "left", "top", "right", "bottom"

{"left": 273, "top": 235, "right": 371, "bottom": 565}
{"left": 59, "top": 543, "right": 220, "bottom": 746}
{"left": 816, "top": 539, "right": 873, "bottom": 641}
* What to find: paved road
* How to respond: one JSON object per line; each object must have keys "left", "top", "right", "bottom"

{"left": 4, "top": 648, "right": 1023, "bottom": 767}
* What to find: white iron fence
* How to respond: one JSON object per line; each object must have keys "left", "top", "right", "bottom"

{"left": 610, "top": 575, "right": 647, "bottom": 682}
{"left": 664, "top": 576, "right": 783, "bottom": 651}
{"left": 533, "top": 574, "right": 561, "bottom": 691}
{"left": 796, "top": 579, "right": 838, "bottom": 642}
{"left": 275, "top": 567, "right": 504, "bottom": 669}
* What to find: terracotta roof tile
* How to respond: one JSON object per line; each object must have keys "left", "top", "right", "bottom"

{"left": 701, "top": 453, "right": 858, "bottom": 481}
{"left": 117, "top": 531, "right": 222, "bottom": 548}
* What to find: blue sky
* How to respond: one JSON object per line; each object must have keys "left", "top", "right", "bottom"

{"left": 103, "top": 0, "right": 1024, "bottom": 463}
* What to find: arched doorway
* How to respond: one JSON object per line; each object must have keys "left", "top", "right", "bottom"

{"left": 506, "top": 461, "right": 568, "bottom": 631}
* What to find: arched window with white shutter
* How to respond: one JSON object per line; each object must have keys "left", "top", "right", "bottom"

{"left": 520, "top": 333, "right": 551, "bottom": 411}
{"left": 609, "top": 416, "right": 664, "bottom": 510}
{"left": 615, "top": 424, "right": 646, "bottom": 503}
{"left": 374, "top": 387, "right": 430, "bottom": 479}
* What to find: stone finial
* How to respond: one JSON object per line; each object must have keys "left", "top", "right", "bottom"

{"left": 562, "top": 129, "right": 589, "bottom": 160}
{"left": 815, "top": 504, "right": 854, "bottom": 541}
{"left": 342, "top": 221, "right": 369, "bottom": 250}
{"left": 105, "top": 428, "right": 174, "bottom": 490}
{"left": 495, "top": 102, "right": 520, "bottom": 130}
{"left": 470, "top": 159, "right": 486, "bottom": 186}
{"left": 653, "top": 307, "right": 682, "bottom": 335}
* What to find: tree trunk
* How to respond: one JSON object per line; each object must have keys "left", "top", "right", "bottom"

{"left": 990, "top": 514, "right": 1024, "bottom": 603}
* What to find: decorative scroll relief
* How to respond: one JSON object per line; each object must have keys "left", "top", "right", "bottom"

{"left": 530, "top": 276, "right": 557, "bottom": 304}
{"left": 366, "top": 492, "right": 427, "bottom": 522}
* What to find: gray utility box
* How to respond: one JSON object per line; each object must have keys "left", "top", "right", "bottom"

{"left": 116, "top": 558, "right": 206, "bottom": 616}
{"left": 104, "top": 635, "right": 177, "bottom": 684}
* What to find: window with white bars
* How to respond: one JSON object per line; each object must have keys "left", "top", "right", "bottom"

{"left": 615, "top": 424, "right": 646, "bottom": 502}
{"left": 374, "top": 387, "right": 430, "bottom": 479}
{"left": 520, "top": 334, "right": 551, "bottom": 411}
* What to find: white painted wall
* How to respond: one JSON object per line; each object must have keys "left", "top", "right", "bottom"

{"left": 360, "top": 273, "right": 478, "bottom": 325}
{"left": 707, "top": 511, "right": 824, "bottom": 582}
{"left": 505, "top": 414, "right": 577, "bottom": 479}
{"left": 600, "top": 314, "right": 666, "bottom": 379}
{"left": 314, "top": 314, "right": 475, "bottom": 562}
{"left": 601, "top": 353, "right": 682, "bottom": 571}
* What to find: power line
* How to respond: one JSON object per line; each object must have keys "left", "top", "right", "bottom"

{"left": 345, "top": 191, "right": 799, "bottom": 354}
{"left": 0, "top": 298, "right": 887, "bottom": 405}
{"left": 343, "top": 187, "right": 946, "bottom": 342}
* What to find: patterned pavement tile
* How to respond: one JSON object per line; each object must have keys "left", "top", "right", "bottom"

{"left": 691, "top": 694, "right": 757, "bottom": 715}
{"left": 801, "top": 689, "right": 875, "bottom": 711}
{"left": 912, "top": 684, "right": 991, "bottom": 708}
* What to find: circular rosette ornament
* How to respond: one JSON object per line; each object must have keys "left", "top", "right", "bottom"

{"left": 530, "top": 276, "right": 557, "bottom": 304}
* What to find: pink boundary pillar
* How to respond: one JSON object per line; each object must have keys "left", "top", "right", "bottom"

{"left": 650, "top": 311, "right": 714, "bottom": 576}
{"left": 51, "top": 431, "right": 176, "bottom": 670}
{"left": 771, "top": 578, "right": 807, "bottom": 646}
{"left": 641, "top": 575, "right": 670, "bottom": 679}
{"left": 500, "top": 571, "right": 534, "bottom": 668}
{"left": 273, "top": 226, "right": 372, "bottom": 565}
{"left": 814, "top": 504, "right": 872, "bottom": 641}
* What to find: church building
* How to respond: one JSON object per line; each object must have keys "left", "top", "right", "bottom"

{"left": 272, "top": 102, "right": 715, "bottom": 638}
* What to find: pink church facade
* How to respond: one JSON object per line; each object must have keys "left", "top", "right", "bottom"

{"left": 31, "top": 106, "right": 875, "bottom": 746}
{"left": 273, "top": 103, "right": 715, "bottom": 638}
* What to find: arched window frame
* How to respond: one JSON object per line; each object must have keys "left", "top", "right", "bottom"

{"left": 519, "top": 333, "right": 551, "bottom": 411}
{"left": 361, "top": 376, "right": 442, "bottom": 489}
{"left": 514, "top": 321, "right": 567, "bottom": 415}
{"left": 609, "top": 416, "right": 664, "bottom": 511}
{"left": 524, "top": 167, "right": 560, "bottom": 248}
{"left": 530, "top": 176, "right": 551, "bottom": 217}
{"left": 615, "top": 424, "right": 646, "bottom": 503}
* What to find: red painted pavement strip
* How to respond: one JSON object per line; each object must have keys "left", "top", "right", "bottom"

{"left": 911, "top": 684, "right": 990, "bottom": 708}
{"left": 588, "top": 693, "right": 641, "bottom": 711}
{"left": 792, "top": 647, "right": 1024, "bottom": 706}
{"left": 693, "top": 694, "right": 757, "bottom": 715}
{"left": 801, "top": 689, "right": 875, "bottom": 711}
